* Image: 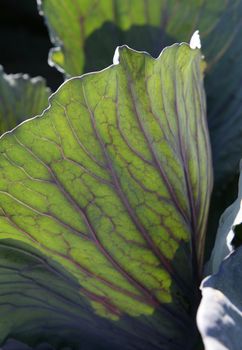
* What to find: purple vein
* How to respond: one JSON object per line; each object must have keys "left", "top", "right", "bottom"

{"left": 81, "top": 81, "right": 189, "bottom": 296}
{"left": 116, "top": 107, "right": 154, "bottom": 167}
{"left": 145, "top": 74, "right": 182, "bottom": 165}
{"left": 123, "top": 62, "right": 190, "bottom": 227}
{"left": 46, "top": 118, "right": 113, "bottom": 186}
{"left": 192, "top": 65, "right": 212, "bottom": 269}
{"left": 49, "top": 173, "right": 159, "bottom": 307}
{"left": 0, "top": 189, "right": 90, "bottom": 241}
{"left": 54, "top": 100, "right": 106, "bottom": 169}
{"left": 13, "top": 135, "right": 160, "bottom": 307}
{"left": 2, "top": 208, "right": 150, "bottom": 308}
{"left": 118, "top": 64, "right": 195, "bottom": 293}
{"left": 173, "top": 51, "right": 203, "bottom": 286}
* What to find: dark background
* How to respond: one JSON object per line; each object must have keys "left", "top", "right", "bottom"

{"left": 0, "top": 0, "right": 62, "bottom": 90}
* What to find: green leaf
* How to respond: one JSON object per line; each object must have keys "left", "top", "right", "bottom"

{"left": 38, "top": 0, "right": 169, "bottom": 76}
{"left": 38, "top": 0, "right": 227, "bottom": 77}
{"left": 38, "top": 0, "right": 242, "bottom": 190}
{"left": 0, "top": 44, "right": 212, "bottom": 348}
{"left": 0, "top": 66, "right": 50, "bottom": 135}
{"left": 197, "top": 246, "right": 242, "bottom": 350}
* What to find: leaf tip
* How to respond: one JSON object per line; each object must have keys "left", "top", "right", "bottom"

{"left": 112, "top": 45, "right": 136, "bottom": 65}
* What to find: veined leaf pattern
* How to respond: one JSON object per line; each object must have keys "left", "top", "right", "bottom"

{"left": 0, "top": 44, "right": 212, "bottom": 348}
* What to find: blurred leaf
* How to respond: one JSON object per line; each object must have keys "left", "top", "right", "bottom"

{"left": 0, "top": 44, "right": 212, "bottom": 348}
{"left": 38, "top": 0, "right": 229, "bottom": 77}
{"left": 0, "top": 66, "right": 50, "bottom": 134}
{"left": 38, "top": 0, "right": 171, "bottom": 76}
{"left": 197, "top": 246, "right": 242, "bottom": 350}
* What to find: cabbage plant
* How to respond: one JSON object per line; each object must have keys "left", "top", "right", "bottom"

{"left": 0, "top": 1, "right": 242, "bottom": 350}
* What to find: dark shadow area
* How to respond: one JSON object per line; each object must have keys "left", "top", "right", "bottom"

{"left": 0, "top": 0, "right": 62, "bottom": 90}
{"left": 84, "top": 23, "right": 175, "bottom": 73}
{"left": 205, "top": 174, "right": 239, "bottom": 262}
{"left": 0, "top": 2, "right": 175, "bottom": 89}
{"left": 204, "top": 17, "right": 242, "bottom": 259}
{"left": 0, "top": 238, "right": 201, "bottom": 350}
{"left": 0, "top": 239, "right": 115, "bottom": 350}
{"left": 232, "top": 222, "right": 242, "bottom": 249}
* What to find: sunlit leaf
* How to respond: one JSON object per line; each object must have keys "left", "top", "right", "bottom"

{"left": 38, "top": 0, "right": 242, "bottom": 190}
{"left": 38, "top": 0, "right": 242, "bottom": 246}
{"left": 0, "top": 44, "right": 212, "bottom": 348}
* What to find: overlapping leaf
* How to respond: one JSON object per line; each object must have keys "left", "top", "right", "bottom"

{"left": 0, "top": 66, "right": 50, "bottom": 135}
{"left": 0, "top": 44, "right": 212, "bottom": 348}
{"left": 197, "top": 246, "right": 242, "bottom": 350}
{"left": 38, "top": 0, "right": 227, "bottom": 77}
{"left": 38, "top": 0, "right": 170, "bottom": 76}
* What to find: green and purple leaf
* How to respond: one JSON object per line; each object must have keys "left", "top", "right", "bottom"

{"left": 38, "top": 0, "right": 242, "bottom": 247}
{"left": 0, "top": 241, "right": 116, "bottom": 349}
{"left": 0, "top": 44, "right": 212, "bottom": 348}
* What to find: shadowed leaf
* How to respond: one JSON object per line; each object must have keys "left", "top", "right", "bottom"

{"left": 2, "top": 339, "right": 55, "bottom": 350}
{"left": 205, "top": 1, "right": 242, "bottom": 187}
{"left": 0, "top": 241, "right": 115, "bottom": 350}
{"left": 0, "top": 44, "right": 212, "bottom": 348}
{"left": 0, "top": 66, "right": 50, "bottom": 135}
{"left": 197, "top": 246, "right": 242, "bottom": 350}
